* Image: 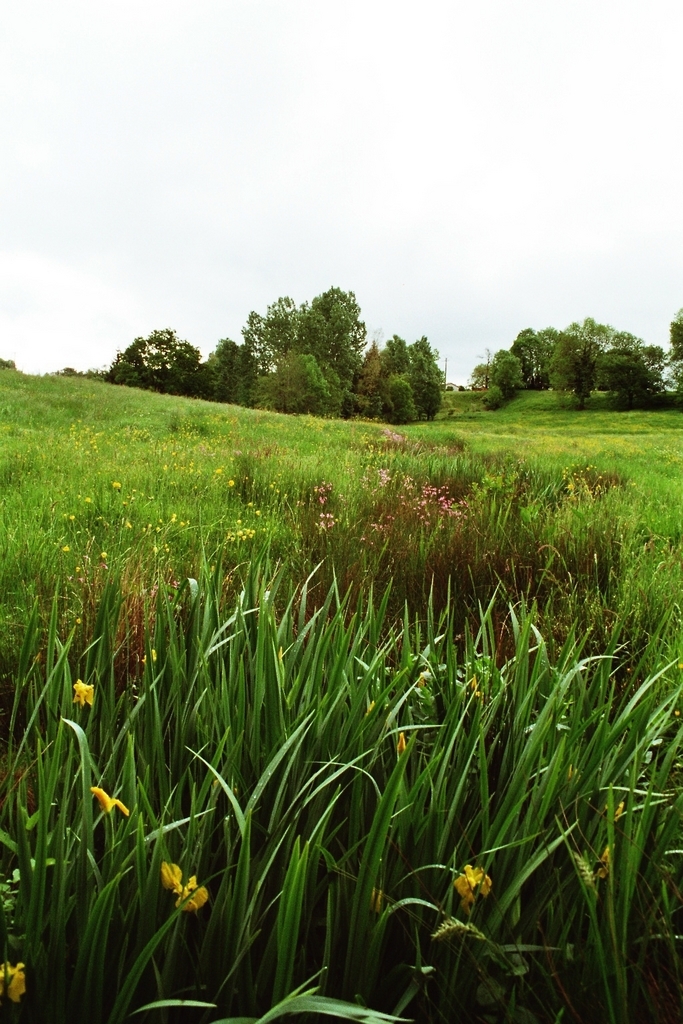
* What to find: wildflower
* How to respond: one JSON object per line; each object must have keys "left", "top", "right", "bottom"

{"left": 454, "top": 865, "right": 492, "bottom": 915}
{"left": 370, "top": 888, "right": 383, "bottom": 913}
{"left": 397, "top": 732, "right": 407, "bottom": 755}
{"left": 91, "top": 786, "right": 130, "bottom": 816}
{"left": 112, "top": 481, "right": 122, "bottom": 490}
{"left": 214, "top": 467, "right": 223, "bottom": 474}
{"left": 161, "top": 861, "right": 209, "bottom": 912}
{"left": 62, "top": 545, "right": 70, "bottom": 553}
{"left": 75, "top": 566, "right": 81, "bottom": 573}
{"left": 595, "top": 846, "right": 610, "bottom": 880}
{"left": 676, "top": 710, "right": 681, "bottom": 718}
{"left": 228, "top": 479, "right": 235, "bottom": 487}
{"left": 100, "top": 552, "right": 107, "bottom": 560}
{"left": 85, "top": 497, "right": 92, "bottom": 503}
{"left": 0, "top": 962, "right": 25, "bottom": 1003}
{"left": 73, "top": 680, "right": 94, "bottom": 706}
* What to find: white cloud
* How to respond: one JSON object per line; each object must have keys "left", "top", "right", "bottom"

{"left": 0, "top": 252, "right": 143, "bottom": 372}
{"left": 0, "top": 1, "right": 682, "bottom": 379}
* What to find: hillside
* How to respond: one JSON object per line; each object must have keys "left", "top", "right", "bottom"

{"left": 2, "top": 368, "right": 683, "bottom": 1021}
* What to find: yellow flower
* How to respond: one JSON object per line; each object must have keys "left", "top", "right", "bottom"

{"left": 397, "top": 732, "right": 407, "bottom": 755}
{"left": 0, "top": 962, "right": 25, "bottom": 1003}
{"left": 228, "top": 479, "right": 235, "bottom": 487}
{"left": 161, "top": 861, "right": 183, "bottom": 892}
{"left": 595, "top": 846, "right": 610, "bottom": 880}
{"left": 160, "top": 862, "right": 209, "bottom": 913}
{"left": 91, "top": 786, "right": 130, "bottom": 817}
{"left": 62, "top": 545, "right": 70, "bottom": 553}
{"left": 73, "top": 680, "right": 94, "bottom": 706}
{"left": 454, "top": 864, "right": 492, "bottom": 915}
{"left": 100, "top": 552, "right": 107, "bottom": 560}
{"left": 112, "top": 481, "right": 122, "bottom": 489}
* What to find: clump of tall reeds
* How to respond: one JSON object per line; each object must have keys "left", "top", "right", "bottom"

{"left": 1, "top": 555, "right": 681, "bottom": 1022}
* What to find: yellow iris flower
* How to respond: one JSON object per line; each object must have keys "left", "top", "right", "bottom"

{"left": 73, "top": 680, "right": 94, "bottom": 707}
{"left": 90, "top": 786, "right": 130, "bottom": 816}
{"left": 454, "top": 864, "right": 492, "bottom": 915}
{"left": 161, "top": 861, "right": 209, "bottom": 913}
{"left": 596, "top": 846, "right": 610, "bottom": 880}
{"left": 1, "top": 962, "right": 25, "bottom": 1003}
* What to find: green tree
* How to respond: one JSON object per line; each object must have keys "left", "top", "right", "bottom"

{"left": 298, "top": 288, "right": 366, "bottom": 416}
{"left": 490, "top": 349, "right": 524, "bottom": 400}
{"left": 241, "top": 287, "right": 366, "bottom": 417}
{"left": 107, "top": 329, "right": 207, "bottom": 397}
{"left": 408, "top": 336, "right": 442, "bottom": 419}
{"left": 381, "top": 335, "right": 410, "bottom": 377}
{"left": 0, "top": 358, "right": 15, "bottom": 370}
{"left": 549, "top": 318, "right": 612, "bottom": 409}
{"left": 209, "top": 338, "right": 241, "bottom": 404}
{"left": 597, "top": 334, "right": 665, "bottom": 409}
{"left": 356, "top": 340, "right": 386, "bottom": 419}
{"left": 386, "top": 374, "right": 417, "bottom": 424}
{"left": 670, "top": 309, "right": 683, "bottom": 361}
{"left": 469, "top": 362, "right": 491, "bottom": 390}
{"left": 254, "top": 351, "right": 331, "bottom": 415}
{"left": 510, "top": 328, "right": 558, "bottom": 389}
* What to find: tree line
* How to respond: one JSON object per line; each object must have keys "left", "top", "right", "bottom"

{"left": 470, "top": 312, "right": 683, "bottom": 410}
{"left": 104, "top": 287, "right": 443, "bottom": 422}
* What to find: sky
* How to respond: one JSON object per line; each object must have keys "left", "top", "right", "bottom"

{"left": 1, "top": 1, "right": 682, "bottom": 383}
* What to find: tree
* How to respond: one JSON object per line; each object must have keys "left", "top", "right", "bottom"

{"left": 549, "top": 318, "right": 612, "bottom": 409}
{"left": 240, "top": 287, "right": 367, "bottom": 418}
{"left": 298, "top": 288, "right": 366, "bottom": 416}
{"left": 209, "top": 338, "right": 241, "bottom": 404}
{"left": 510, "top": 328, "right": 558, "bottom": 389}
{"left": 490, "top": 349, "right": 523, "bottom": 400}
{"left": 356, "top": 341, "right": 386, "bottom": 419}
{"left": 381, "top": 335, "right": 410, "bottom": 377}
{"left": 597, "top": 334, "right": 665, "bottom": 409}
{"left": 254, "top": 352, "right": 331, "bottom": 415}
{"left": 408, "top": 336, "right": 442, "bottom": 419}
{"left": 386, "top": 375, "right": 417, "bottom": 424}
{"left": 469, "top": 363, "right": 491, "bottom": 390}
{"left": 107, "top": 329, "right": 207, "bottom": 397}
{"left": 670, "top": 309, "right": 683, "bottom": 361}
{"left": 0, "top": 359, "right": 16, "bottom": 370}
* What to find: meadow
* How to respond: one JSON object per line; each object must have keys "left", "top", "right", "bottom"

{"left": 1, "top": 368, "right": 683, "bottom": 1022}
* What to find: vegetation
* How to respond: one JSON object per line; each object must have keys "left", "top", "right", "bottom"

{"left": 104, "top": 290, "right": 443, "bottom": 423}
{"left": 1, "top": 369, "right": 683, "bottom": 1020}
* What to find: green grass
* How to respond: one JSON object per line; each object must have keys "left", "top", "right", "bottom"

{"left": 3, "top": 559, "right": 683, "bottom": 1022}
{"left": 2, "top": 371, "right": 683, "bottom": 1020}
{"left": 2, "top": 371, "right": 683, "bottom": 683}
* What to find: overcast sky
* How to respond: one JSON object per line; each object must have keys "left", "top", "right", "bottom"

{"left": 1, "top": 1, "right": 682, "bottom": 382}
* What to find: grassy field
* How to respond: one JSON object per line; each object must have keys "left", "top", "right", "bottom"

{"left": 1, "top": 369, "right": 683, "bottom": 1021}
